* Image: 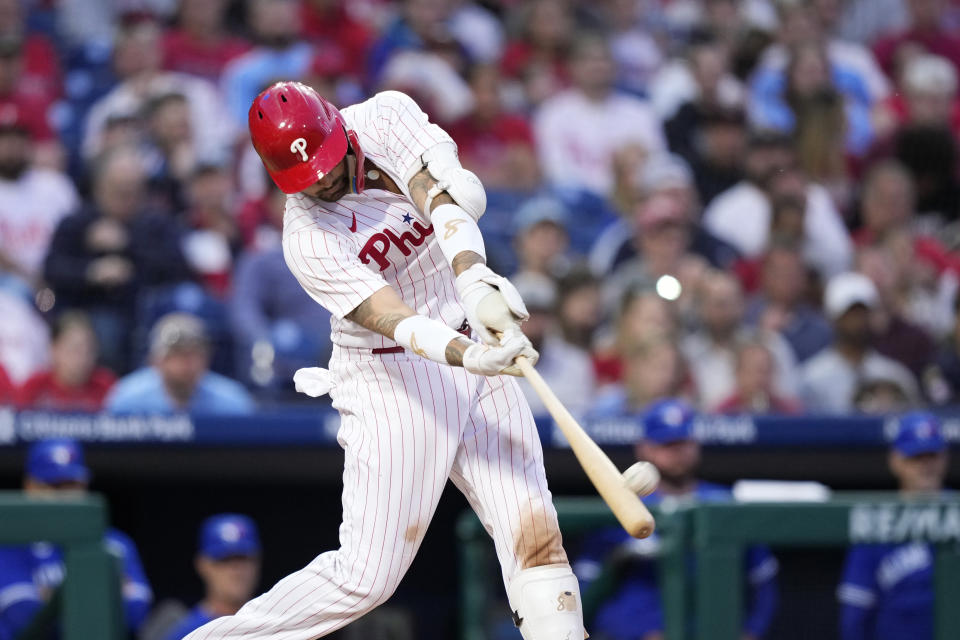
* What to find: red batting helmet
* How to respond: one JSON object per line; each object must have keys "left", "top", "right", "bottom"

{"left": 248, "top": 81, "right": 365, "bottom": 195}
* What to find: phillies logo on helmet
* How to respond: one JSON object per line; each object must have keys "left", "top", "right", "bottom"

{"left": 290, "top": 137, "right": 309, "bottom": 162}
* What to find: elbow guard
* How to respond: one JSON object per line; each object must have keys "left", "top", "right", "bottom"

{"left": 419, "top": 143, "right": 487, "bottom": 220}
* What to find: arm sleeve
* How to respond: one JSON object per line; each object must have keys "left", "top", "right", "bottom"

{"left": 744, "top": 546, "right": 780, "bottom": 638}
{"left": 282, "top": 228, "right": 391, "bottom": 320}
{"left": 116, "top": 535, "right": 153, "bottom": 632}
{"left": 0, "top": 548, "right": 42, "bottom": 637}
{"left": 837, "top": 546, "right": 879, "bottom": 640}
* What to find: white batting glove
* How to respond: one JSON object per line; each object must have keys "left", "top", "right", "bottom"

{"left": 455, "top": 264, "right": 529, "bottom": 345}
{"left": 462, "top": 329, "right": 539, "bottom": 377}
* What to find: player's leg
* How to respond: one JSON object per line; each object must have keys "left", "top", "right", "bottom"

{"left": 185, "top": 354, "right": 475, "bottom": 640}
{"left": 449, "top": 374, "right": 585, "bottom": 640}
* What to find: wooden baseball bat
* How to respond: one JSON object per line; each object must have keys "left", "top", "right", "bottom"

{"left": 515, "top": 356, "right": 656, "bottom": 539}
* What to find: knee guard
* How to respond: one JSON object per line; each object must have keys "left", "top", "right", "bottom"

{"left": 507, "top": 564, "right": 587, "bottom": 640}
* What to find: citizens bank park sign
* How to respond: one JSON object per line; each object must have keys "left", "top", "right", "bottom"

{"left": 849, "top": 503, "right": 960, "bottom": 543}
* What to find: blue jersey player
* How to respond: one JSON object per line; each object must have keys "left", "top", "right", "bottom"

{"left": 0, "top": 439, "right": 152, "bottom": 638}
{"left": 574, "top": 399, "right": 779, "bottom": 640}
{"left": 163, "top": 514, "right": 262, "bottom": 640}
{"left": 838, "top": 411, "right": 949, "bottom": 640}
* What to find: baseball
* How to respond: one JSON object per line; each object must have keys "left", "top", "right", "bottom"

{"left": 623, "top": 462, "right": 660, "bottom": 496}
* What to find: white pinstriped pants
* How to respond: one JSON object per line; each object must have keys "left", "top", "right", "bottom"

{"left": 186, "top": 347, "right": 567, "bottom": 640}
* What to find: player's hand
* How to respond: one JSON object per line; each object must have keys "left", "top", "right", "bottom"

{"left": 455, "top": 264, "right": 528, "bottom": 345}
{"left": 462, "top": 328, "right": 538, "bottom": 376}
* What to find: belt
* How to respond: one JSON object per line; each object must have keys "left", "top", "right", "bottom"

{"left": 372, "top": 320, "right": 470, "bottom": 355}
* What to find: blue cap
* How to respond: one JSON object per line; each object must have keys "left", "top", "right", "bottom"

{"left": 642, "top": 399, "right": 696, "bottom": 444}
{"left": 893, "top": 412, "right": 946, "bottom": 457}
{"left": 199, "top": 514, "right": 261, "bottom": 559}
{"left": 26, "top": 439, "right": 90, "bottom": 484}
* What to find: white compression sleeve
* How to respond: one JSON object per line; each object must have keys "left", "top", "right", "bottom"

{"left": 431, "top": 203, "right": 486, "bottom": 264}
{"left": 393, "top": 315, "right": 466, "bottom": 364}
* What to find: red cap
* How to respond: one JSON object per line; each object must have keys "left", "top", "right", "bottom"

{"left": 248, "top": 81, "right": 363, "bottom": 195}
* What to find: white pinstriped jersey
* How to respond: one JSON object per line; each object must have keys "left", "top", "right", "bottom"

{"left": 282, "top": 91, "right": 467, "bottom": 349}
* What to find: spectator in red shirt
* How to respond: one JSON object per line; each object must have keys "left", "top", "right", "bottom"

{"left": 500, "top": 0, "right": 573, "bottom": 107}
{"left": 0, "top": 362, "right": 14, "bottom": 406}
{"left": 18, "top": 312, "right": 116, "bottom": 412}
{"left": 447, "top": 64, "right": 540, "bottom": 192}
{"left": 716, "top": 340, "right": 804, "bottom": 414}
{"left": 162, "top": 0, "right": 251, "bottom": 82}
{"left": 873, "top": 0, "right": 960, "bottom": 76}
{"left": 0, "top": 36, "right": 62, "bottom": 169}
{"left": 0, "top": 0, "right": 61, "bottom": 103}
{"left": 300, "top": 0, "right": 373, "bottom": 80}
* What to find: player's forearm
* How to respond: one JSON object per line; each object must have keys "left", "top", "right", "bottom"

{"left": 452, "top": 251, "right": 485, "bottom": 276}
{"left": 346, "top": 286, "right": 472, "bottom": 366}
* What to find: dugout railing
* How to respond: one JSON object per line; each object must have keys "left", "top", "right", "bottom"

{"left": 0, "top": 491, "right": 124, "bottom": 640}
{"left": 457, "top": 494, "right": 960, "bottom": 640}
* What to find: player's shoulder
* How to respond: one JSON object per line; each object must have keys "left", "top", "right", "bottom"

{"left": 104, "top": 527, "right": 138, "bottom": 558}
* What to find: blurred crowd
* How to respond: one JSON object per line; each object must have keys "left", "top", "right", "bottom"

{"left": 0, "top": 0, "right": 959, "bottom": 417}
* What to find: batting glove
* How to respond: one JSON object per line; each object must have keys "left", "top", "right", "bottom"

{"left": 462, "top": 328, "right": 538, "bottom": 376}
{"left": 455, "top": 264, "right": 529, "bottom": 345}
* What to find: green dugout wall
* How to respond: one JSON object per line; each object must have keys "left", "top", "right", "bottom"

{"left": 457, "top": 495, "right": 960, "bottom": 640}
{"left": 0, "top": 492, "right": 123, "bottom": 640}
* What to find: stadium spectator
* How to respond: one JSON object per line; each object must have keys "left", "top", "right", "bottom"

{"left": 838, "top": 411, "right": 947, "bottom": 640}
{"left": 924, "top": 291, "right": 960, "bottom": 404}
{"left": 142, "top": 91, "right": 197, "bottom": 212}
{"left": 446, "top": 64, "right": 540, "bottom": 193}
{"left": 300, "top": 0, "right": 373, "bottom": 81}
{"left": 589, "top": 334, "right": 689, "bottom": 418}
{"left": 0, "top": 287, "right": 49, "bottom": 385}
{"left": 682, "top": 271, "right": 800, "bottom": 410}
{"left": 744, "top": 243, "right": 833, "bottom": 363}
{"left": 534, "top": 32, "right": 665, "bottom": 198}
{"left": 555, "top": 267, "right": 602, "bottom": 355}
{"left": 830, "top": 0, "right": 909, "bottom": 45}
{"left": 0, "top": 363, "right": 13, "bottom": 405}
{"left": 83, "top": 15, "right": 235, "bottom": 163}
{"left": 366, "top": 0, "right": 463, "bottom": 89}
{"left": 510, "top": 196, "right": 570, "bottom": 286}
{"left": 878, "top": 54, "right": 960, "bottom": 139}
{"left": 0, "top": 0, "right": 62, "bottom": 105}
{"left": 162, "top": 0, "right": 251, "bottom": 82}
{"left": 447, "top": 0, "right": 505, "bottom": 65}
{"left": 716, "top": 340, "right": 804, "bottom": 414}
{"left": 0, "top": 439, "right": 152, "bottom": 638}
{"left": 594, "top": 155, "right": 739, "bottom": 313}
{"left": 0, "top": 35, "right": 62, "bottom": 169}
{"left": 229, "top": 196, "right": 332, "bottom": 392}
{"left": 0, "top": 105, "right": 78, "bottom": 294}
{"left": 161, "top": 514, "right": 262, "bottom": 640}
{"left": 574, "top": 399, "right": 779, "bottom": 640}
{"left": 500, "top": 0, "right": 574, "bottom": 108}
{"left": 594, "top": 288, "right": 680, "bottom": 386}
{"left": 652, "top": 33, "right": 745, "bottom": 129}
{"left": 514, "top": 275, "right": 596, "bottom": 419}
{"left": 800, "top": 272, "right": 919, "bottom": 413}
{"left": 106, "top": 312, "right": 254, "bottom": 414}
{"left": 873, "top": 0, "right": 960, "bottom": 77}
{"left": 704, "top": 134, "right": 852, "bottom": 279}
{"left": 220, "top": 0, "right": 314, "bottom": 126}
{"left": 600, "top": 0, "right": 664, "bottom": 97}
{"left": 43, "top": 146, "right": 193, "bottom": 372}
{"left": 17, "top": 311, "right": 115, "bottom": 412}
{"left": 853, "top": 376, "right": 914, "bottom": 413}
{"left": 757, "top": 0, "right": 890, "bottom": 104}
{"left": 180, "top": 164, "right": 240, "bottom": 298}
{"left": 856, "top": 244, "right": 937, "bottom": 380}
{"left": 669, "top": 104, "right": 747, "bottom": 207}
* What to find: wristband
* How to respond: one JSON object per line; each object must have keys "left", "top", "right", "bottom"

{"left": 394, "top": 315, "right": 465, "bottom": 364}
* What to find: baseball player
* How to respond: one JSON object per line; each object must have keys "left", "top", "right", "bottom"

{"left": 163, "top": 515, "right": 262, "bottom": 640}
{"left": 0, "top": 439, "right": 152, "bottom": 638}
{"left": 574, "top": 399, "right": 779, "bottom": 640}
{"left": 186, "top": 81, "right": 582, "bottom": 639}
{"left": 838, "top": 411, "right": 949, "bottom": 640}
